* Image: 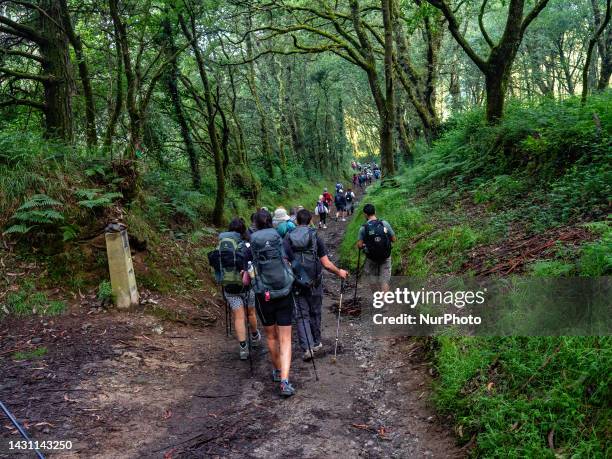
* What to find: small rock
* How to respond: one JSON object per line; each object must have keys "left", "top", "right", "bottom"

{"left": 152, "top": 325, "right": 164, "bottom": 335}
{"left": 30, "top": 337, "right": 42, "bottom": 344}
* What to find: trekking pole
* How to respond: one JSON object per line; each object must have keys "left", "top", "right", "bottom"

{"left": 243, "top": 290, "right": 254, "bottom": 377}
{"left": 0, "top": 400, "right": 46, "bottom": 459}
{"left": 331, "top": 279, "right": 346, "bottom": 364}
{"left": 353, "top": 249, "right": 362, "bottom": 307}
{"left": 292, "top": 292, "right": 319, "bottom": 381}
{"left": 225, "top": 301, "right": 230, "bottom": 337}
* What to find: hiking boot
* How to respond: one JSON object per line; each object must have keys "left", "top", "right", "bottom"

{"left": 311, "top": 342, "right": 323, "bottom": 353}
{"left": 271, "top": 369, "right": 282, "bottom": 382}
{"left": 280, "top": 380, "right": 296, "bottom": 397}
{"left": 250, "top": 330, "right": 261, "bottom": 347}
{"left": 239, "top": 343, "right": 249, "bottom": 360}
{"left": 303, "top": 349, "right": 315, "bottom": 361}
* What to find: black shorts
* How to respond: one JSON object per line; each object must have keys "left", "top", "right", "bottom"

{"left": 255, "top": 293, "right": 293, "bottom": 326}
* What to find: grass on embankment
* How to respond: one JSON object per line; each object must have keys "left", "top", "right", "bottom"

{"left": 340, "top": 92, "right": 611, "bottom": 457}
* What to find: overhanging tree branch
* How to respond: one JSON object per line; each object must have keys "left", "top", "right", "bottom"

{"left": 0, "top": 66, "right": 57, "bottom": 81}
{"left": 0, "top": 47, "right": 45, "bottom": 63}
{"left": 423, "top": 0, "right": 487, "bottom": 72}
{"left": 478, "top": 0, "right": 494, "bottom": 48}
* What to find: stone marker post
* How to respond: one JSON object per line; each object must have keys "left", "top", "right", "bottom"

{"left": 105, "top": 222, "right": 139, "bottom": 308}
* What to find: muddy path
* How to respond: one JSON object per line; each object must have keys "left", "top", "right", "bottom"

{"left": 1, "top": 193, "right": 461, "bottom": 458}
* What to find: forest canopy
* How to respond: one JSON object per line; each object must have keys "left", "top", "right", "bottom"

{"left": 0, "top": 0, "right": 610, "bottom": 225}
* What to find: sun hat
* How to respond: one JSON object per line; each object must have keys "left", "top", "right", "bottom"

{"left": 273, "top": 207, "right": 290, "bottom": 222}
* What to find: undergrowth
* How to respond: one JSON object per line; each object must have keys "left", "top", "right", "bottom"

{"left": 340, "top": 92, "right": 611, "bottom": 456}
{"left": 1, "top": 132, "right": 342, "bottom": 318}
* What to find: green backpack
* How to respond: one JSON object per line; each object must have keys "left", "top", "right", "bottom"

{"left": 208, "top": 231, "right": 245, "bottom": 289}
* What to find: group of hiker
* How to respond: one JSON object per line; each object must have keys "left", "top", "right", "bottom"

{"left": 316, "top": 184, "right": 356, "bottom": 226}
{"left": 350, "top": 162, "right": 381, "bottom": 189}
{"left": 208, "top": 171, "right": 396, "bottom": 398}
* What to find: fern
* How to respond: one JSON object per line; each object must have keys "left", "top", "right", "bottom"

{"left": 13, "top": 209, "right": 64, "bottom": 223}
{"left": 3, "top": 224, "right": 34, "bottom": 234}
{"left": 76, "top": 189, "right": 122, "bottom": 209}
{"left": 17, "top": 194, "right": 62, "bottom": 210}
{"left": 74, "top": 188, "right": 103, "bottom": 200}
{"left": 3, "top": 194, "right": 65, "bottom": 236}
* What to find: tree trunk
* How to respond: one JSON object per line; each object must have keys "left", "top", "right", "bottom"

{"left": 381, "top": 0, "right": 396, "bottom": 176}
{"left": 245, "top": 15, "right": 274, "bottom": 178}
{"left": 103, "top": 20, "right": 124, "bottom": 150}
{"left": 39, "top": 0, "right": 74, "bottom": 142}
{"left": 592, "top": 0, "right": 612, "bottom": 89}
{"left": 109, "top": 0, "right": 141, "bottom": 156}
{"left": 583, "top": 0, "right": 612, "bottom": 103}
{"left": 485, "top": 71, "right": 508, "bottom": 122}
{"left": 179, "top": 14, "right": 224, "bottom": 225}
{"left": 59, "top": 0, "right": 96, "bottom": 147}
{"left": 395, "top": 99, "right": 414, "bottom": 166}
{"left": 162, "top": 16, "right": 200, "bottom": 190}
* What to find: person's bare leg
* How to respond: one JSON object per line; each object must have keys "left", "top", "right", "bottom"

{"left": 277, "top": 325, "right": 293, "bottom": 380}
{"left": 247, "top": 307, "right": 258, "bottom": 331}
{"left": 232, "top": 307, "right": 246, "bottom": 342}
{"left": 264, "top": 325, "right": 280, "bottom": 369}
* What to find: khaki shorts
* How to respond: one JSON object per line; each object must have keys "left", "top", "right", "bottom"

{"left": 363, "top": 257, "right": 392, "bottom": 287}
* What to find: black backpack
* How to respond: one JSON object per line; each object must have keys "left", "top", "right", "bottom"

{"left": 335, "top": 192, "right": 346, "bottom": 206}
{"left": 362, "top": 220, "right": 392, "bottom": 263}
{"left": 288, "top": 226, "right": 322, "bottom": 291}
{"left": 250, "top": 228, "right": 295, "bottom": 299}
{"left": 345, "top": 192, "right": 354, "bottom": 203}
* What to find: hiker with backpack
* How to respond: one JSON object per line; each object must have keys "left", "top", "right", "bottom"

{"left": 273, "top": 207, "right": 296, "bottom": 238}
{"left": 250, "top": 210, "right": 297, "bottom": 397}
{"left": 358, "top": 173, "right": 365, "bottom": 189}
{"left": 335, "top": 182, "right": 343, "bottom": 193}
{"left": 314, "top": 195, "right": 329, "bottom": 229}
{"left": 209, "top": 218, "right": 261, "bottom": 360}
{"left": 357, "top": 204, "right": 396, "bottom": 292}
{"left": 334, "top": 189, "right": 347, "bottom": 222}
{"left": 345, "top": 188, "right": 356, "bottom": 215}
{"left": 322, "top": 188, "right": 333, "bottom": 210}
{"left": 285, "top": 209, "right": 348, "bottom": 361}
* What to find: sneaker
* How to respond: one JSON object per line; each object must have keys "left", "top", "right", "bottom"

{"left": 239, "top": 343, "right": 249, "bottom": 360}
{"left": 250, "top": 330, "right": 261, "bottom": 347}
{"left": 341, "top": 218, "right": 346, "bottom": 222}
{"left": 323, "top": 225, "right": 327, "bottom": 229}
{"left": 271, "top": 369, "right": 281, "bottom": 382}
{"left": 280, "top": 380, "right": 296, "bottom": 397}
{"left": 311, "top": 342, "right": 323, "bottom": 352}
{"left": 303, "top": 349, "right": 314, "bottom": 361}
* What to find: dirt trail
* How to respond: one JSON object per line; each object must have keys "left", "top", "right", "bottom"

{"left": 1, "top": 193, "right": 461, "bottom": 458}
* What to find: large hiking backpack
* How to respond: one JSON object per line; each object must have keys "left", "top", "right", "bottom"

{"left": 207, "top": 232, "right": 245, "bottom": 291}
{"left": 276, "top": 220, "right": 296, "bottom": 238}
{"left": 250, "top": 228, "right": 295, "bottom": 299}
{"left": 362, "top": 220, "right": 392, "bottom": 263}
{"left": 316, "top": 201, "right": 327, "bottom": 215}
{"left": 288, "top": 226, "right": 322, "bottom": 291}
{"left": 335, "top": 192, "right": 346, "bottom": 206}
